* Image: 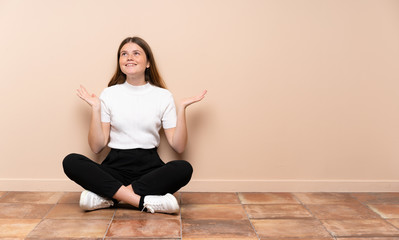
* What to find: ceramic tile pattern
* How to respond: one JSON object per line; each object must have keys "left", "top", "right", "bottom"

{"left": 1, "top": 192, "right": 399, "bottom": 239}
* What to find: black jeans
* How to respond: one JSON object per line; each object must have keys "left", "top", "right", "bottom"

{"left": 63, "top": 148, "right": 193, "bottom": 199}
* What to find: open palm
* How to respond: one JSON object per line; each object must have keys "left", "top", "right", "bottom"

{"left": 76, "top": 85, "right": 101, "bottom": 109}
{"left": 181, "top": 90, "right": 207, "bottom": 108}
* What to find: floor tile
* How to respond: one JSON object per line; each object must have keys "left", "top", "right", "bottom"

{"left": 387, "top": 219, "right": 399, "bottom": 228}
{"left": 181, "top": 204, "right": 247, "bottom": 220}
{"left": 0, "top": 192, "right": 64, "bottom": 204}
{"left": 244, "top": 204, "right": 312, "bottom": 219}
{"left": 26, "top": 238, "right": 102, "bottom": 240}
{"left": 184, "top": 238, "right": 258, "bottom": 240}
{"left": 307, "top": 203, "right": 380, "bottom": 219}
{"left": 181, "top": 192, "right": 240, "bottom": 204}
{"left": 337, "top": 238, "right": 399, "bottom": 240}
{"left": 58, "top": 192, "right": 81, "bottom": 204}
{"left": 258, "top": 238, "right": 334, "bottom": 240}
{"left": 106, "top": 219, "right": 181, "bottom": 238}
{"left": 351, "top": 193, "right": 399, "bottom": 204}
{"left": 0, "top": 203, "right": 53, "bottom": 219}
{"left": 105, "top": 238, "right": 179, "bottom": 240}
{"left": 45, "top": 203, "right": 115, "bottom": 219}
{"left": 0, "top": 219, "right": 41, "bottom": 238}
{"left": 295, "top": 193, "right": 358, "bottom": 204}
{"left": 238, "top": 192, "right": 299, "bottom": 204}
{"left": 27, "top": 219, "right": 109, "bottom": 238}
{"left": 114, "top": 207, "right": 180, "bottom": 220}
{"left": 174, "top": 192, "right": 182, "bottom": 204}
{"left": 368, "top": 205, "right": 399, "bottom": 218}
{"left": 322, "top": 219, "right": 399, "bottom": 237}
{"left": 183, "top": 219, "right": 257, "bottom": 238}
{"left": 1, "top": 191, "right": 398, "bottom": 240}
{"left": 259, "top": 238, "right": 335, "bottom": 240}
{"left": 251, "top": 219, "right": 331, "bottom": 238}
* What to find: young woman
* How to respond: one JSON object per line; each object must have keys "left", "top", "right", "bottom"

{"left": 63, "top": 36, "right": 206, "bottom": 214}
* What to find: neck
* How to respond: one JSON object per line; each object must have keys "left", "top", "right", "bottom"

{"left": 125, "top": 74, "right": 146, "bottom": 86}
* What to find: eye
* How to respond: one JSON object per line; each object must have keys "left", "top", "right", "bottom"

{"left": 120, "top": 52, "right": 127, "bottom": 56}
{"left": 134, "top": 51, "right": 140, "bottom": 56}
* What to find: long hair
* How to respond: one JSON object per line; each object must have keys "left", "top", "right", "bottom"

{"left": 108, "top": 37, "right": 166, "bottom": 88}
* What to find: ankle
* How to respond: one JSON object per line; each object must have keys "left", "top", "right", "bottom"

{"left": 139, "top": 195, "right": 145, "bottom": 209}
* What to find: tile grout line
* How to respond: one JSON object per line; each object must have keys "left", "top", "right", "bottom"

{"left": 0, "top": 191, "right": 10, "bottom": 201}
{"left": 350, "top": 193, "right": 399, "bottom": 235}
{"left": 25, "top": 192, "right": 64, "bottom": 239}
{"left": 237, "top": 192, "right": 261, "bottom": 240}
{"left": 178, "top": 192, "right": 183, "bottom": 240}
{"left": 374, "top": 207, "right": 399, "bottom": 233}
{"left": 292, "top": 192, "right": 337, "bottom": 240}
{"left": 103, "top": 208, "right": 116, "bottom": 240}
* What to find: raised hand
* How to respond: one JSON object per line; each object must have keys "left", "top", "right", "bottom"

{"left": 76, "top": 85, "right": 101, "bottom": 109}
{"left": 181, "top": 90, "right": 207, "bottom": 109}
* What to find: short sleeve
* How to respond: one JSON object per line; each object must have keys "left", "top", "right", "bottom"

{"left": 162, "top": 94, "right": 177, "bottom": 129}
{"left": 100, "top": 90, "right": 111, "bottom": 123}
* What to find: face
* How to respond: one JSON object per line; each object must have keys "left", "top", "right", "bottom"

{"left": 119, "top": 42, "right": 150, "bottom": 77}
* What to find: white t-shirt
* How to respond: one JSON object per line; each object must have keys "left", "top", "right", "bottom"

{"left": 99, "top": 81, "right": 177, "bottom": 149}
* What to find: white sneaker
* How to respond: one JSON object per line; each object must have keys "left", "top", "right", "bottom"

{"left": 143, "top": 193, "right": 179, "bottom": 214}
{"left": 79, "top": 190, "right": 114, "bottom": 211}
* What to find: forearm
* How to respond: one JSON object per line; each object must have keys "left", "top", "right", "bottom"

{"left": 171, "top": 107, "right": 188, "bottom": 154}
{"left": 88, "top": 107, "right": 106, "bottom": 153}
{"left": 166, "top": 89, "right": 207, "bottom": 153}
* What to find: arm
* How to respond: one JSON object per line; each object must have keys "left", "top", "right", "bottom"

{"left": 77, "top": 85, "right": 110, "bottom": 154}
{"left": 164, "top": 90, "right": 207, "bottom": 154}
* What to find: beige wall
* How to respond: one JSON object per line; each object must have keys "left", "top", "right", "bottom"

{"left": 1, "top": 0, "right": 399, "bottom": 192}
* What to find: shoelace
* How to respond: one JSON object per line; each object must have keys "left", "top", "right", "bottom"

{"left": 91, "top": 194, "right": 113, "bottom": 207}
{"left": 92, "top": 195, "right": 105, "bottom": 204}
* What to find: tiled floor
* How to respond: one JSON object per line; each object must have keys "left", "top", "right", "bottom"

{"left": 1, "top": 191, "right": 399, "bottom": 239}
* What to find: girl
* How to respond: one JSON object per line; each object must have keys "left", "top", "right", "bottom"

{"left": 63, "top": 36, "right": 206, "bottom": 214}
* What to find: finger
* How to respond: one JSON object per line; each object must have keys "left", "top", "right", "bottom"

{"left": 78, "top": 88, "right": 89, "bottom": 99}
{"left": 197, "top": 90, "right": 207, "bottom": 99}
{"left": 194, "top": 90, "right": 207, "bottom": 101}
{"left": 76, "top": 87, "right": 91, "bottom": 104}
{"left": 80, "top": 85, "right": 91, "bottom": 96}
{"left": 76, "top": 92, "right": 88, "bottom": 102}
{"left": 77, "top": 86, "right": 85, "bottom": 95}
{"left": 76, "top": 88, "right": 84, "bottom": 99}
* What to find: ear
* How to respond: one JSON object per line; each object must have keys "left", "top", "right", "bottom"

{"left": 146, "top": 61, "right": 150, "bottom": 68}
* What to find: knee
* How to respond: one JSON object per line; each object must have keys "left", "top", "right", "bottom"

{"left": 174, "top": 160, "right": 193, "bottom": 181}
{"left": 184, "top": 161, "right": 193, "bottom": 177}
{"left": 62, "top": 153, "right": 81, "bottom": 175}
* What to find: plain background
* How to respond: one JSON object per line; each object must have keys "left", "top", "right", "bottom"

{"left": 1, "top": 0, "right": 399, "bottom": 192}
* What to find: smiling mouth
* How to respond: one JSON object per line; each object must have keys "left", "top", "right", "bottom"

{"left": 125, "top": 62, "right": 137, "bottom": 67}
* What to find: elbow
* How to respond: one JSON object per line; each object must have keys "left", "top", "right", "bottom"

{"left": 88, "top": 137, "right": 108, "bottom": 154}
{"left": 176, "top": 148, "right": 185, "bottom": 154}
{"left": 92, "top": 149, "right": 101, "bottom": 154}
{"left": 89, "top": 142, "right": 104, "bottom": 154}
{"left": 174, "top": 144, "right": 186, "bottom": 154}
{"left": 90, "top": 146, "right": 102, "bottom": 154}
{"left": 169, "top": 134, "right": 187, "bottom": 154}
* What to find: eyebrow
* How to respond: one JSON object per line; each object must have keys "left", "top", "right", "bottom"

{"left": 120, "top": 49, "right": 142, "bottom": 53}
